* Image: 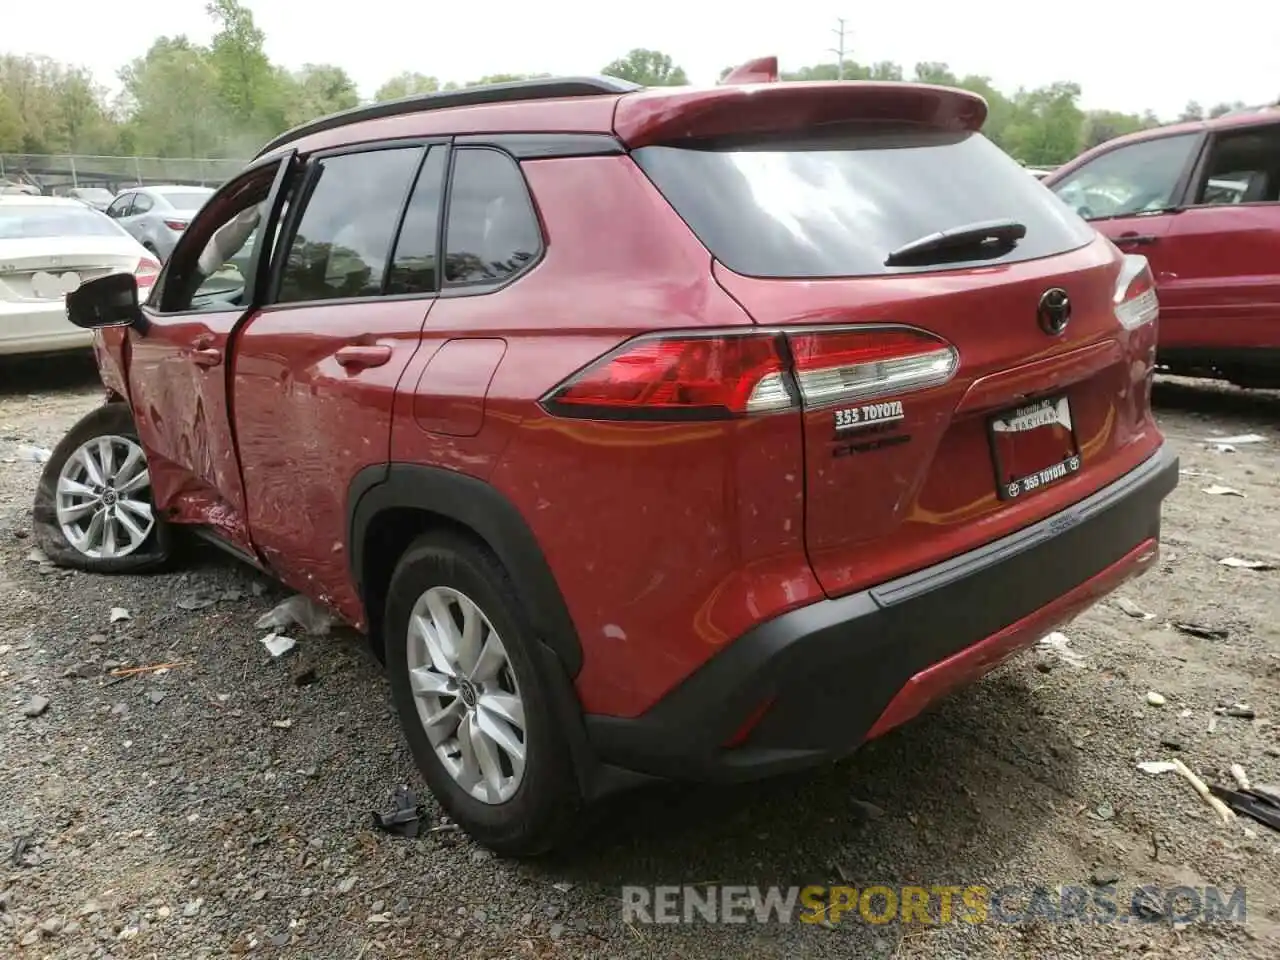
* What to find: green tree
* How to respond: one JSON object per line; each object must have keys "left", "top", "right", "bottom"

{"left": 283, "top": 63, "right": 360, "bottom": 126}
{"left": 1178, "top": 100, "right": 1204, "bottom": 122}
{"left": 375, "top": 71, "right": 440, "bottom": 101}
{"left": 205, "top": 0, "right": 284, "bottom": 133}
{"left": 463, "top": 72, "right": 549, "bottom": 88}
{"left": 913, "top": 62, "right": 959, "bottom": 86}
{"left": 601, "top": 49, "right": 689, "bottom": 86}
{"left": 1208, "top": 101, "right": 1245, "bottom": 118}
{"left": 118, "top": 38, "right": 226, "bottom": 157}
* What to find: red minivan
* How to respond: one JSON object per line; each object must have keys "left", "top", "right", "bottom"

{"left": 1045, "top": 107, "right": 1280, "bottom": 388}
{"left": 39, "top": 66, "right": 1177, "bottom": 854}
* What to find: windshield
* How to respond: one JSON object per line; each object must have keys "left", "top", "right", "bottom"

{"left": 157, "top": 190, "right": 214, "bottom": 210}
{"left": 0, "top": 205, "right": 125, "bottom": 240}
{"left": 634, "top": 127, "right": 1094, "bottom": 278}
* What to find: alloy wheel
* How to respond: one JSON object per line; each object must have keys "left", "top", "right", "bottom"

{"left": 55, "top": 435, "right": 154, "bottom": 559}
{"left": 406, "top": 586, "right": 527, "bottom": 804}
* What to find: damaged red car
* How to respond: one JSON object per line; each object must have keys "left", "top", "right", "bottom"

{"left": 35, "top": 64, "right": 1178, "bottom": 855}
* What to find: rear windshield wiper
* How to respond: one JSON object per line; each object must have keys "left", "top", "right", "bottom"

{"left": 884, "top": 219, "right": 1027, "bottom": 267}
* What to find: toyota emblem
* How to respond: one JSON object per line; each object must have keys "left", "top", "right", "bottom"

{"left": 1038, "top": 288, "right": 1071, "bottom": 336}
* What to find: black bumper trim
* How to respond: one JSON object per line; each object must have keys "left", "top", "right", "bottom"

{"left": 585, "top": 445, "right": 1179, "bottom": 782}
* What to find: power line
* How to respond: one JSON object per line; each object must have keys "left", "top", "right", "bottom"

{"left": 828, "top": 18, "right": 850, "bottom": 80}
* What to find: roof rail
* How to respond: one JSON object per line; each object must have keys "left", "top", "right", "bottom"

{"left": 255, "top": 75, "right": 642, "bottom": 158}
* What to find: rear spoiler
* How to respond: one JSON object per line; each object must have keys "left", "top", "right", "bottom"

{"left": 615, "top": 57, "right": 987, "bottom": 148}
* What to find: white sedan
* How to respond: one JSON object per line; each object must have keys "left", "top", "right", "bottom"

{"left": 0, "top": 196, "right": 160, "bottom": 357}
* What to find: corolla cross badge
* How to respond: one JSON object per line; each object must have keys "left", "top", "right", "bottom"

{"left": 1038, "top": 288, "right": 1071, "bottom": 336}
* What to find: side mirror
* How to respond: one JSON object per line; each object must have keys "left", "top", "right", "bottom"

{"left": 65, "top": 272, "right": 148, "bottom": 333}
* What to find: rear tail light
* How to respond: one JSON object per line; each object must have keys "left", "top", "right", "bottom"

{"left": 541, "top": 326, "right": 957, "bottom": 421}
{"left": 134, "top": 257, "right": 161, "bottom": 293}
{"left": 787, "top": 327, "right": 958, "bottom": 406}
{"left": 164, "top": 219, "right": 187, "bottom": 232}
{"left": 1114, "top": 254, "right": 1159, "bottom": 330}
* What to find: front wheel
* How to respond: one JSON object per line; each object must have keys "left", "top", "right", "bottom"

{"left": 32, "top": 403, "right": 172, "bottom": 573}
{"left": 384, "top": 531, "right": 581, "bottom": 856}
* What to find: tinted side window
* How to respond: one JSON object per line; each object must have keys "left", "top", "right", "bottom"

{"left": 1051, "top": 134, "right": 1199, "bottom": 220}
{"left": 277, "top": 147, "right": 424, "bottom": 304}
{"left": 444, "top": 148, "right": 542, "bottom": 286}
{"left": 132, "top": 193, "right": 154, "bottom": 214}
{"left": 386, "top": 147, "right": 447, "bottom": 295}
{"left": 106, "top": 194, "right": 132, "bottom": 218}
{"left": 1192, "top": 124, "right": 1280, "bottom": 206}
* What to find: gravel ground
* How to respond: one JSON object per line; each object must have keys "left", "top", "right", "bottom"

{"left": 2, "top": 356, "right": 1278, "bottom": 959}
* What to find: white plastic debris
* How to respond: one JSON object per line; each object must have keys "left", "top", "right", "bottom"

{"left": 1137, "top": 758, "right": 1235, "bottom": 824}
{"left": 1115, "top": 597, "right": 1155, "bottom": 620}
{"left": 1203, "top": 485, "right": 1244, "bottom": 497}
{"left": 17, "top": 445, "right": 52, "bottom": 463}
{"left": 255, "top": 595, "right": 334, "bottom": 636}
{"left": 1146, "top": 691, "right": 1167, "bottom": 707}
{"left": 1220, "top": 557, "right": 1275, "bottom": 571}
{"left": 1230, "top": 763, "right": 1250, "bottom": 791}
{"left": 1037, "top": 631, "right": 1086, "bottom": 668}
{"left": 259, "top": 633, "right": 297, "bottom": 658}
{"left": 109, "top": 607, "right": 131, "bottom": 623}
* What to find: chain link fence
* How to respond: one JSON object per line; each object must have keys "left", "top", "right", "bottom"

{"left": 0, "top": 154, "right": 246, "bottom": 195}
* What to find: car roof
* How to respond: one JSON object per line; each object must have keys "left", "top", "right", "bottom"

{"left": 0, "top": 195, "right": 86, "bottom": 208}
{"left": 257, "top": 73, "right": 988, "bottom": 162}
{"left": 1046, "top": 105, "right": 1280, "bottom": 184}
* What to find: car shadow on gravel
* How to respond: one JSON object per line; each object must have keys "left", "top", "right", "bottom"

{"left": 539, "top": 671, "right": 1077, "bottom": 890}
{"left": 0, "top": 354, "right": 101, "bottom": 396}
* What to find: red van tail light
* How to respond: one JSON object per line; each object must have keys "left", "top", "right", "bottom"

{"left": 1114, "top": 254, "right": 1159, "bottom": 330}
{"left": 787, "top": 327, "right": 958, "bottom": 406}
{"left": 541, "top": 334, "right": 793, "bottom": 420}
{"left": 542, "top": 326, "right": 958, "bottom": 421}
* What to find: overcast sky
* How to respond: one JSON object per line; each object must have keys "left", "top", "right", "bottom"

{"left": 8, "top": 0, "right": 1278, "bottom": 120}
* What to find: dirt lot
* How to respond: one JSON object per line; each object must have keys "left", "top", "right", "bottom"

{"left": 2, "top": 356, "right": 1278, "bottom": 959}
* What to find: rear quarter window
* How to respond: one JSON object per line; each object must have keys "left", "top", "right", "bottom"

{"left": 633, "top": 127, "right": 1096, "bottom": 278}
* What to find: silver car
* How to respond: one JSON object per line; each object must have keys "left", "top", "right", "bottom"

{"left": 104, "top": 185, "right": 215, "bottom": 261}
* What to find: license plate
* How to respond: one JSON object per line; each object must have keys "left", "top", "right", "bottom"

{"left": 989, "top": 395, "right": 1082, "bottom": 500}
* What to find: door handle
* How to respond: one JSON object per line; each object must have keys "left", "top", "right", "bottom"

{"left": 191, "top": 347, "right": 223, "bottom": 367}
{"left": 1115, "top": 234, "right": 1158, "bottom": 246}
{"left": 336, "top": 344, "right": 393, "bottom": 370}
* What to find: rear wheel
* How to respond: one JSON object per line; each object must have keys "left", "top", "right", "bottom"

{"left": 32, "top": 403, "right": 172, "bottom": 573}
{"left": 384, "top": 531, "right": 580, "bottom": 856}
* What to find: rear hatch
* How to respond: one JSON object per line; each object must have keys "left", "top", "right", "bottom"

{"left": 624, "top": 83, "right": 1164, "bottom": 598}
{"left": 0, "top": 237, "right": 144, "bottom": 304}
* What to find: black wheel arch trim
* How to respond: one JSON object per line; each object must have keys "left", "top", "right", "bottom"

{"left": 348, "top": 463, "right": 583, "bottom": 676}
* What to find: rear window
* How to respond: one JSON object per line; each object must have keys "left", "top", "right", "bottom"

{"left": 0, "top": 205, "right": 125, "bottom": 240}
{"left": 157, "top": 190, "right": 213, "bottom": 210}
{"left": 634, "top": 127, "right": 1096, "bottom": 278}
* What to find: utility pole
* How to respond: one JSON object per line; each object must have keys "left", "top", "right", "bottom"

{"left": 829, "top": 17, "right": 849, "bottom": 80}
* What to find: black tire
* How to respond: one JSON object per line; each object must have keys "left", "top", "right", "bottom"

{"left": 32, "top": 403, "right": 173, "bottom": 573}
{"left": 384, "top": 531, "right": 581, "bottom": 856}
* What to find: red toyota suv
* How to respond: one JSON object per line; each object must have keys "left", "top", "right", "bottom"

{"left": 36, "top": 66, "right": 1178, "bottom": 855}
{"left": 1044, "top": 107, "right": 1280, "bottom": 388}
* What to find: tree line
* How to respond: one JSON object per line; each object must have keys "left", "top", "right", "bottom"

{"left": 0, "top": 0, "right": 1252, "bottom": 167}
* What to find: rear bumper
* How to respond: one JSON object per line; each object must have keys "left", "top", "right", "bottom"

{"left": 0, "top": 302, "right": 92, "bottom": 356}
{"left": 586, "top": 444, "right": 1178, "bottom": 782}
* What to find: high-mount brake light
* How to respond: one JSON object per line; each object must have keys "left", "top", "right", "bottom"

{"left": 787, "top": 327, "right": 958, "bottom": 406}
{"left": 541, "top": 326, "right": 959, "bottom": 422}
{"left": 1113, "top": 254, "right": 1159, "bottom": 330}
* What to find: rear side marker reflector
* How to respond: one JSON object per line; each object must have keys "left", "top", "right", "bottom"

{"left": 541, "top": 326, "right": 958, "bottom": 421}
{"left": 1114, "top": 254, "right": 1159, "bottom": 330}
